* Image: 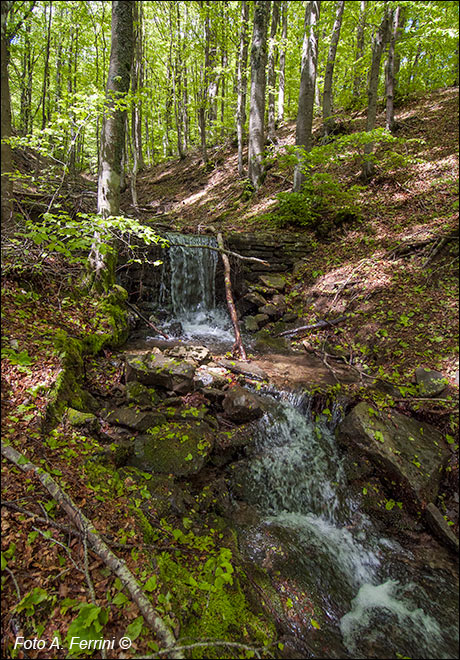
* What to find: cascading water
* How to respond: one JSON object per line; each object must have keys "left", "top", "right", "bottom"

{"left": 232, "top": 390, "right": 459, "bottom": 659}
{"left": 158, "top": 233, "right": 234, "bottom": 347}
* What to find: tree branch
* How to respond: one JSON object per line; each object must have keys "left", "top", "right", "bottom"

{"left": 167, "top": 241, "right": 270, "bottom": 265}
{"left": 1, "top": 442, "right": 181, "bottom": 658}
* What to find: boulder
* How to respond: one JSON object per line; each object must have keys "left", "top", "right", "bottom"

{"left": 130, "top": 420, "right": 214, "bottom": 476}
{"left": 415, "top": 367, "right": 448, "bottom": 396}
{"left": 66, "top": 408, "right": 99, "bottom": 434}
{"left": 126, "top": 352, "right": 196, "bottom": 394}
{"left": 222, "top": 385, "right": 266, "bottom": 423}
{"left": 242, "top": 291, "right": 268, "bottom": 308}
{"left": 218, "top": 358, "right": 268, "bottom": 382}
{"left": 244, "top": 316, "right": 261, "bottom": 332}
{"left": 258, "top": 273, "right": 286, "bottom": 291}
{"left": 424, "top": 503, "right": 459, "bottom": 553}
{"left": 252, "top": 329, "right": 292, "bottom": 355}
{"left": 258, "top": 303, "right": 282, "bottom": 319}
{"left": 336, "top": 402, "right": 449, "bottom": 510}
{"left": 193, "top": 365, "right": 231, "bottom": 389}
{"left": 103, "top": 405, "right": 166, "bottom": 432}
{"left": 166, "top": 344, "right": 211, "bottom": 365}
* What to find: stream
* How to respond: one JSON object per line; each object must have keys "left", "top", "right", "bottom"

{"left": 128, "top": 233, "right": 459, "bottom": 659}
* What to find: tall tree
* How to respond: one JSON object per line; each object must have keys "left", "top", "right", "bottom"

{"left": 362, "top": 5, "right": 389, "bottom": 180}
{"left": 97, "top": 0, "right": 133, "bottom": 219}
{"left": 322, "top": 0, "right": 345, "bottom": 137}
{"left": 132, "top": 1, "right": 145, "bottom": 170}
{"left": 267, "top": 0, "right": 280, "bottom": 141}
{"left": 236, "top": 0, "right": 249, "bottom": 177}
{"left": 277, "top": 0, "right": 288, "bottom": 124}
{"left": 385, "top": 5, "right": 402, "bottom": 132}
{"left": 248, "top": 0, "right": 270, "bottom": 190}
{"left": 293, "top": 1, "right": 321, "bottom": 192}
{"left": 352, "top": 0, "right": 367, "bottom": 105}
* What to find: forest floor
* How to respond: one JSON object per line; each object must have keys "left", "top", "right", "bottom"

{"left": 1, "top": 86, "right": 458, "bottom": 659}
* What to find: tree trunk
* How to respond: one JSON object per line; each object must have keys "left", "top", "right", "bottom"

{"left": 267, "top": 1, "right": 280, "bottom": 141}
{"left": 322, "top": 0, "right": 345, "bottom": 137}
{"left": 362, "top": 7, "right": 389, "bottom": 181}
{"left": 20, "top": 19, "right": 33, "bottom": 135}
{"left": 132, "top": 1, "right": 145, "bottom": 170}
{"left": 385, "top": 6, "right": 401, "bottom": 132}
{"left": 40, "top": 0, "right": 52, "bottom": 130}
{"left": 248, "top": 0, "right": 270, "bottom": 191}
{"left": 92, "top": 0, "right": 133, "bottom": 288}
{"left": 293, "top": 1, "right": 321, "bottom": 192}
{"left": 352, "top": 0, "right": 367, "bottom": 104}
{"left": 1, "top": 1, "right": 14, "bottom": 235}
{"left": 217, "top": 233, "right": 247, "bottom": 361}
{"left": 236, "top": 0, "right": 249, "bottom": 177}
{"left": 277, "top": 0, "right": 287, "bottom": 124}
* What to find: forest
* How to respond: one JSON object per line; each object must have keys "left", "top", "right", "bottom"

{"left": 1, "top": 1, "right": 459, "bottom": 659}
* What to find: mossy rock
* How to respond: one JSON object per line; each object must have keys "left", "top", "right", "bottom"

{"left": 65, "top": 407, "right": 98, "bottom": 433}
{"left": 252, "top": 328, "right": 291, "bottom": 355}
{"left": 126, "top": 381, "right": 161, "bottom": 408}
{"left": 130, "top": 420, "right": 214, "bottom": 476}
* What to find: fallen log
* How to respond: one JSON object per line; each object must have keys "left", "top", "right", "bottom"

{"left": 126, "top": 300, "right": 169, "bottom": 339}
{"left": 277, "top": 316, "right": 347, "bottom": 337}
{"left": 1, "top": 442, "right": 181, "bottom": 658}
{"left": 217, "top": 232, "right": 247, "bottom": 360}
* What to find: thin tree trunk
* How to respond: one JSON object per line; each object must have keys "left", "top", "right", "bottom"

{"left": 385, "top": 5, "right": 401, "bottom": 132}
{"left": 322, "top": 0, "right": 345, "bottom": 137}
{"left": 1, "top": 443, "right": 181, "bottom": 657}
{"left": 132, "top": 1, "right": 145, "bottom": 170}
{"left": 236, "top": 0, "right": 249, "bottom": 177}
{"left": 293, "top": 1, "right": 321, "bottom": 192}
{"left": 1, "top": 2, "right": 14, "bottom": 234}
{"left": 362, "top": 7, "right": 389, "bottom": 181}
{"left": 248, "top": 0, "right": 270, "bottom": 190}
{"left": 217, "top": 233, "right": 247, "bottom": 361}
{"left": 267, "top": 1, "right": 280, "bottom": 141}
{"left": 277, "top": 0, "right": 287, "bottom": 124}
{"left": 20, "top": 19, "right": 33, "bottom": 135}
{"left": 352, "top": 0, "right": 367, "bottom": 104}
{"left": 40, "top": 0, "right": 52, "bottom": 130}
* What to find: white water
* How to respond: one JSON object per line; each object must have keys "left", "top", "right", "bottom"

{"left": 158, "top": 233, "right": 234, "bottom": 347}
{"left": 237, "top": 391, "right": 459, "bottom": 659}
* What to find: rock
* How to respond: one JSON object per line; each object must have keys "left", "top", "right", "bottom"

{"left": 126, "top": 381, "right": 161, "bottom": 408}
{"left": 258, "top": 303, "right": 281, "bottom": 318}
{"left": 424, "top": 502, "right": 459, "bottom": 553}
{"left": 244, "top": 316, "right": 260, "bottom": 332}
{"left": 282, "top": 312, "right": 298, "bottom": 323}
{"left": 166, "top": 344, "right": 211, "bottom": 365}
{"left": 252, "top": 329, "right": 292, "bottom": 355}
{"left": 103, "top": 405, "right": 166, "bottom": 432}
{"left": 258, "top": 273, "right": 286, "bottom": 291}
{"left": 193, "top": 365, "right": 230, "bottom": 389}
{"left": 167, "top": 321, "right": 183, "bottom": 337}
{"left": 242, "top": 291, "right": 268, "bottom": 308}
{"left": 222, "top": 385, "right": 266, "bottom": 423}
{"left": 130, "top": 420, "right": 214, "bottom": 476}
{"left": 201, "top": 386, "right": 226, "bottom": 404}
{"left": 415, "top": 367, "right": 448, "bottom": 396}
{"left": 126, "top": 352, "right": 196, "bottom": 394}
{"left": 218, "top": 358, "right": 268, "bottom": 381}
{"left": 66, "top": 408, "right": 99, "bottom": 434}
{"left": 336, "top": 402, "right": 449, "bottom": 511}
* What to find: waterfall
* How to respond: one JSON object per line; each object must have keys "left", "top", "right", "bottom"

{"left": 158, "top": 233, "right": 234, "bottom": 346}
{"left": 233, "top": 391, "right": 459, "bottom": 659}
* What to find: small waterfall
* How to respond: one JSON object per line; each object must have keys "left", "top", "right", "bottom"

{"left": 158, "top": 233, "right": 233, "bottom": 346}
{"left": 233, "top": 391, "right": 459, "bottom": 659}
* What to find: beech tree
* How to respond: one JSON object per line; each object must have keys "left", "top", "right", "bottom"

{"left": 248, "top": 0, "right": 270, "bottom": 190}
{"left": 236, "top": 0, "right": 250, "bottom": 177}
{"left": 293, "top": 0, "right": 321, "bottom": 193}
{"left": 267, "top": 0, "right": 280, "bottom": 141}
{"left": 322, "top": 0, "right": 345, "bottom": 137}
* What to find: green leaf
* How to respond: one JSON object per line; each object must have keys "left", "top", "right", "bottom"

{"left": 125, "top": 615, "right": 144, "bottom": 641}
{"left": 144, "top": 575, "right": 157, "bottom": 592}
{"left": 311, "top": 619, "right": 321, "bottom": 629}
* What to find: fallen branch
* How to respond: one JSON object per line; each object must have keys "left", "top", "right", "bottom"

{"left": 167, "top": 241, "right": 270, "bottom": 265}
{"left": 217, "top": 233, "right": 247, "bottom": 360}
{"left": 126, "top": 300, "right": 169, "bottom": 339}
{"left": 1, "top": 442, "right": 181, "bottom": 658}
{"left": 278, "top": 316, "right": 347, "bottom": 337}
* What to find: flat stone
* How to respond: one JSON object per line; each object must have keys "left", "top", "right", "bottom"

{"left": 193, "top": 365, "right": 230, "bottom": 388}
{"left": 126, "top": 352, "right": 196, "bottom": 394}
{"left": 258, "top": 273, "right": 286, "bottom": 291}
{"left": 242, "top": 291, "right": 268, "bottom": 307}
{"left": 415, "top": 367, "right": 448, "bottom": 396}
{"left": 336, "top": 402, "right": 449, "bottom": 511}
{"left": 424, "top": 502, "right": 459, "bottom": 553}
{"left": 218, "top": 358, "right": 268, "bottom": 381}
{"left": 166, "top": 344, "right": 211, "bottom": 365}
{"left": 104, "top": 406, "right": 166, "bottom": 432}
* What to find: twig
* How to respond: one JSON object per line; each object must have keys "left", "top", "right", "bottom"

{"left": 32, "top": 526, "right": 84, "bottom": 574}
{"left": 278, "top": 316, "right": 346, "bottom": 337}
{"left": 167, "top": 241, "right": 270, "bottom": 265}
{"left": 217, "top": 232, "right": 247, "bottom": 360}
{"left": 151, "top": 640, "right": 263, "bottom": 658}
{"left": 126, "top": 300, "right": 169, "bottom": 339}
{"left": 4, "top": 567, "right": 22, "bottom": 602}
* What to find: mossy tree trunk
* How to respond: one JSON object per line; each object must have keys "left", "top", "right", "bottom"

{"left": 90, "top": 0, "right": 133, "bottom": 291}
